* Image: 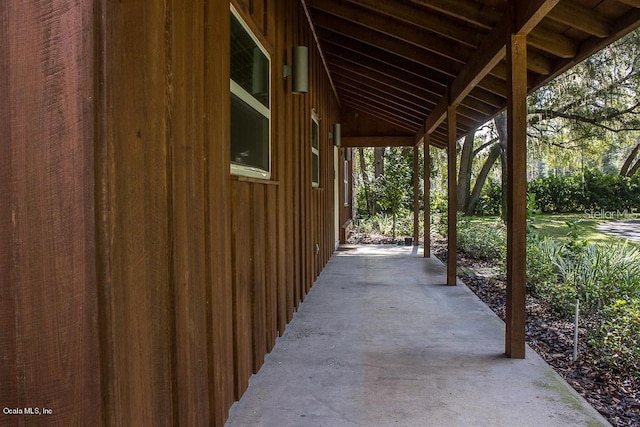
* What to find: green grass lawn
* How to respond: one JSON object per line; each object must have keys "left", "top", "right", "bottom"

{"left": 469, "top": 212, "right": 639, "bottom": 246}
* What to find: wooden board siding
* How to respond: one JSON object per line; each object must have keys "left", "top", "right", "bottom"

{"left": 98, "top": 0, "right": 175, "bottom": 425}
{"left": 0, "top": 1, "right": 101, "bottom": 425}
{"left": 225, "top": 0, "right": 339, "bottom": 420}
{"left": 2, "top": 0, "right": 338, "bottom": 425}
{"left": 0, "top": 0, "right": 101, "bottom": 425}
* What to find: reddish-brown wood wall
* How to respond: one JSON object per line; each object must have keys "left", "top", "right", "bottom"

{"left": 229, "top": 0, "right": 340, "bottom": 400}
{"left": 0, "top": 1, "right": 101, "bottom": 425}
{"left": 2, "top": 0, "right": 339, "bottom": 425}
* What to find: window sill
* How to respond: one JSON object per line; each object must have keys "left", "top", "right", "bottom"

{"left": 232, "top": 175, "right": 279, "bottom": 185}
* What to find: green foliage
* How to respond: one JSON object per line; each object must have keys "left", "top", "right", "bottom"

{"left": 472, "top": 179, "right": 502, "bottom": 216}
{"left": 456, "top": 214, "right": 506, "bottom": 261}
{"left": 528, "top": 170, "right": 640, "bottom": 213}
{"left": 353, "top": 209, "right": 420, "bottom": 240}
{"left": 593, "top": 299, "right": 640, "bottom": 374}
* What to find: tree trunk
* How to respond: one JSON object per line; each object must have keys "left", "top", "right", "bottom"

{"left": 373, "top": 148, "right": 384, "bottom": 213}
{"left": 620, "top": 140, "right": 640, "bottom": 176}
{"left": 457, "top": 130, "right": 475, "bottom": 212}
{"left": 358, "top": 148, "right": 372, "bottom": 215}
{"left": 392, "top": 210, "right": 397, "bottom": 240}
{"left": 628, "top": 158, "right": 640, "bottom": 177}
{"left": 494, "top": 113, "right": 508, "bottom": 221}
{"left": 374, "top": 148, "right": 384, "bottom": 178}
{"left": 465, "top": 144, "right": 501, "bottom": 215}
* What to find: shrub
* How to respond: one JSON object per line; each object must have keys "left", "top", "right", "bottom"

{"left": 526, "top": 238, "right": 558, "bottom": 292}
{"left": 472, "top": 179, "right": 502, "bottom": 216}
{"left": 593, "top": 298, "right": 640, "bottom": 373}
{"left": 457, "top": 215, "right": 506, "bottom": 261}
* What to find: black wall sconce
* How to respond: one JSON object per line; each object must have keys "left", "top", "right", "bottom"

{"left": 284, "top": 46, "right": 308, "bottom": 94}
{"left": 333, "top": 123, "right": 341, "bottom": 146}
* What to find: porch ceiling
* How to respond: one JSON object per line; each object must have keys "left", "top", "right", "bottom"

{"left": 304, "top": 0, "right": 640, "bottom": 148}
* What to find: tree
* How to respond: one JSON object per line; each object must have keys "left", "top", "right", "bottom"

{"left": 620, "top": 139, "right": 640, "bottom": 177}
{"left": 378, "top": 147, "right": 411, "bottom": 239}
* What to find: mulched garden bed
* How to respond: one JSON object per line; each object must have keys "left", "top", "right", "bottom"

{"left": 348, "top": 233, "right": 640, "bottom": 427}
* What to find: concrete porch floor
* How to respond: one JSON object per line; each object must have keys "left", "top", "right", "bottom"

{"left": 225, "top": 245, "right": 610, "bottom": 427}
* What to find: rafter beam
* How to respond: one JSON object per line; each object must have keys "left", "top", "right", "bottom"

{"left": 528, "top": 26, "right": 577, "bottom": 58}
{"left": 326, "top": 54, "right": 442, "bottom": 101}
{"left": 321, "top": 41, "right": 447, "bottom": 97}
{"left": 310, "top": 5, "right": 471, "bottom": 65}
{"left": 515, "top": 0, "right": 560, "bottom": 35}
{"left": 547, "top": 1, "right": 611, "bottom": 38}
{"left": 419, "top": 0, "right": 559, "bottom": 140}
{"left": 341, "top": 136, "right": 415, "bottom": 147}
{"left": 345, "top": 0, "right": 482, "bottom": 47}
{"left": 409, "top": 0, "right": 498, "bottom": 29}
{"left": 341, "top": 99, "right": 418, "bottom": 132}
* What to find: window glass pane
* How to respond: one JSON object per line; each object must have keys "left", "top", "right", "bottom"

{"left": 312, "top": 152, "right": 319, "bottom": 186}
{"left": 311, "top": 120, "right": 319, "bottom": 149}
{"left": 230, "top": 14, "right": 269, "bottom": 108}
{"left": 231, "top": 93, "right": 269, "bottom": 171}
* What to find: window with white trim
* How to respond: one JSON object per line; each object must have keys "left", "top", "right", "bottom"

{"left": 230, "top": 7, "right": 271, "bottom": 179}
{"left": 311, "top": 115, "right": 320, "bottom": 187}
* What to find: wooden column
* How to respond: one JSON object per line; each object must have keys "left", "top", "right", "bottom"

{"left": 505, "top": 26, "right": 528, "bottom": 358}
{"left": 447, "top": 105, "right": 458, "bottom": 286}
{"left": 423, "top": 136, "right": 431, "bottom": 257}
{"left": 413, "top": 145, "right": 420, "bottom": 245}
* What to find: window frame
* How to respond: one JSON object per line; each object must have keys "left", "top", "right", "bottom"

{"left": 229, "top": 5, "right": 272, "bottom": 180}
{"left": 311, "top": 113, "right": 320, "bottom": 188}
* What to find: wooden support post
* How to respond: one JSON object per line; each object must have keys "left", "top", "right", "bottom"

{"left": 505, "top": 26, "right": 528, "bottom": 359}
{"left": 423, "top": 136, "right": 431, "bottom": 258}
{"left": 413, "top": 145, "right": 419, "bottom": 245}
{"left": 447, "top": 105, "right": 457, "bottom": 286}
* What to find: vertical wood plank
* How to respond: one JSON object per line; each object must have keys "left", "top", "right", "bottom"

{"left": 413, "top": 145, "right": 420, "bottom": 245}
{"left": 102, "top": 0, "right": 177, "bottom": 424}
{"left": 171, "top": 0, "right": 213, "bottom": 423}
{"left": 231, "top": 182, "right": 253, "bottom": 398}
{"left": 447, "top": 105, "right": 458, "bottom": 286}
{"left": 423, "top": 136, "right": 431, "bottom": 257}
{"left": 252, "top": 185, "right": 267, "bottom": 373}
{"left": 505, "top": 28, "right": 528, "bottom": 359}
{"left": 266, "top": 189, "right": 278, "bottom": 349}
{"left": 274, "top": 0, "right": 288, "bottom": 335}
{"left": 204, "top": 2, "right": 235, "bottom": 423}
{"left": 1, "top": 2, "right": 101, "bottom": 424}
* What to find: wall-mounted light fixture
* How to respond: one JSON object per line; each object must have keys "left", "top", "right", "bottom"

{"left": 333, "top": 123, "right": 341, "bottom": 147}
{"left": 284, "top": 46, "right": 308, "bottom": 94}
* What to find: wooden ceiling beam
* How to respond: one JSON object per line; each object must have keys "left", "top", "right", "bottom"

{"left": 528, "top": 26, "right": 578, "bottom": 58}
{"left": 408, "top": 0, "right": 499, "bottom": 30}
{"left": 344, "top": 0, "right": 482, "bottom": 47}
{"left": 547, "top": 1, "right": 611, "bottom": 38}
{"left": 339, "top": 89, "right": 426, "bottom": 123}
{"left": 329, "top": 65, "right": 441, "bottom": 105}
{"left": 341, "top": 136, "right": 416, "bottom": 148}
{"left": 334, "top": 72, "right": 489, "bottom": 125}
{"left": 335, "top": 82, "right": 429, "bottom": 120}
{"left": 320, "top": 39, "right": 447, "bottom": 97}
{"left": 309, "top": 5, "right": 472, "bottom": 65}
{"left": 617, "top": 0, "right": 640, "bottom": 7}
{"left": 515, "top": 0, "right": 560, "bottom": 35}
{"left": 332, "top": 75, "right": 437, "bottom": 111}
{"left": 317, "top": 26, "right": 510, "bottom": 98}
{"left": 326, "top": 53, "right": 442, "bottom": 101}
{"left": 312, "top": 12, "right": 458, "bottom": 78}
{"left": 530, "top": 7, "right": 640, "bottom": 92}
{"left": 422, "top": 0, "right": 559, "bottom": 138}
{"left": 341, "top": 99, "right": 420, "bottom": 132}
